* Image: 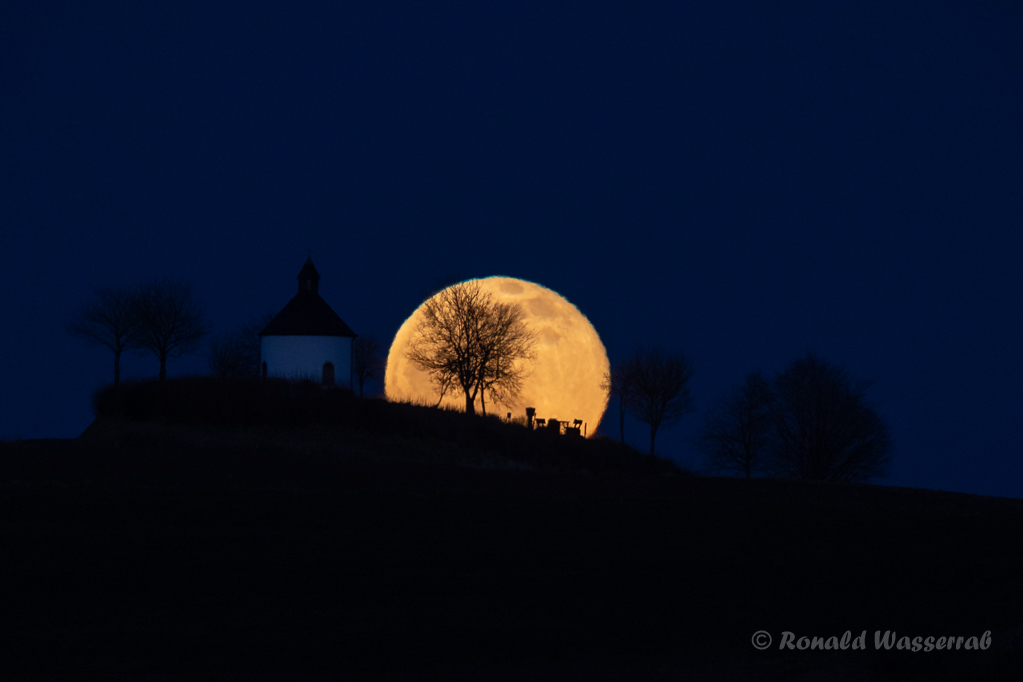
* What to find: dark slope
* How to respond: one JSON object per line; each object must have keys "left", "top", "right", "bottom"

{"left": 1, "top": 428, "right": 1021, "bottom": 680}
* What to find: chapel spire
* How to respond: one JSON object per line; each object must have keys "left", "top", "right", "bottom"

{"left": 297, "top": 257, "right": 320, "bottom": 294}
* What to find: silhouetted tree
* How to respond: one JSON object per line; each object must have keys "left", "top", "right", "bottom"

{"left": 769, "top": 353, "right": 891, "bottom": 482}
{"left": 353, "top": 336, "right": 384, "bottom": 397}
{"left": 209, "top": 335, "right": 249, "bottom": 378}
{"left": 66, "top": 285, "right": 140, "bottom": 386}
{"left": 698, "top": 371, "right": 774, "bottom": 478}
{"left": 406, "top": 280, "right": 537, "bottom": 415}
{"left": 477, "top": 348, "right": 529, "bottom": 416}
{"left": 601, "top": 363, "right": 635, "bottom": 444}
{"left": 429, "top": 372, "right": 457, "bottom": 409}
{"left": 209, "top": 313, "right": 273, "bottom": 379}
{"left": 132, "top": 280, "right": 207, "bottom": 380}
{"left": 625, "top": 348, "right": 695, "bottom": 456}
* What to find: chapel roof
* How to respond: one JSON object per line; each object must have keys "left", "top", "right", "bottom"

{"left": 260, "top": 259, "right": 357, "bottom": 338}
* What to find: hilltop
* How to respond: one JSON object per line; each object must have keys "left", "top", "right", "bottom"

{"left": 0, "top": 379, "right": 1020, "bottom": 680}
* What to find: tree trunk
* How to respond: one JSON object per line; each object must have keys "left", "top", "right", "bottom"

{"left": 464, "top": 391, "right": 475, "bottom": 415}
{"left": 619, "top": 401, "right": 626, "bottom": 444}
{"left": 159, "top": 351, "right": 167, "bottom": 380}
{"left": 113, "top": 348, "right": 121, "bottom": 387}
{"left": 649, "top": 427, "right": 657, "bottom": 456}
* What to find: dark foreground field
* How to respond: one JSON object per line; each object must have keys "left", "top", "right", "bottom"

{"left": 1, "top": 422, "right": 1021, "bottom": 680}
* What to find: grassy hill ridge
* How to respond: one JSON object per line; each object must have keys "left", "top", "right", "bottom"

{"left": 0, "top": 379, "right": 1020, "bottom": 679}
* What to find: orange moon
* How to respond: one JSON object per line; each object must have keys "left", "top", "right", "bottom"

{"left": 385, "top": 277, "right": 610, "bottom": 435}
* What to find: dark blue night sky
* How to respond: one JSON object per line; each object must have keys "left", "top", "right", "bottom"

{"left": 2, "top": 2, "right": 1021, "bottom": 497}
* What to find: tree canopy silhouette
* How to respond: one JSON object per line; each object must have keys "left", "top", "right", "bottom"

{"left": 405, "top": 280, "right": 537, "bottom": 415}
{"left": 769, "top": 352, "right": 891, "bottom": 482}
{"left": 624, "top": 348, "right": 695, "bottom": 456}
{"left": 132, "top": 280, "right": 207, "bottom": 380}
{"left": 698, "top": 371, "right": 775, "bottom": 478}
{"left": 209, "top": 312, "right": 273, "bottom": 379}
{"left": 67, "top": 285, "right": 140, "bottom": 386}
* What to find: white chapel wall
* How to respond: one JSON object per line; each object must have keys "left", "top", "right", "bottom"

{"left": 261, "top": 335, "right": 353, "bottom": 388}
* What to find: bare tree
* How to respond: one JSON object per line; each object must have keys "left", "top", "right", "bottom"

{"left": 474, "top": 306, "right": 536, "bottom": 415}
{"left": 353, "top": 336, "right": 384, "bottom": 397}
{"left": 601, "top": 363, "right": 635, "bottom": 444}
{"left": 209, "top": 334, "right": 250, "bottom": 378}
{"left": 429, "top": 372, "right": 457, "bottom": 409}
{"left": 405, "top": 280, "right": 537, "bottom": 415}
{"left": 626, "top": 348, "right": 695, "bottom": 456}
{"left": 209, "top": 313, "right": 273, "bottom": 379}
{"left": 67, "top": 285, "right": 140, "bottom": 386}
{"left": 132, "top": 280, "right": 207, "bottom": 380}
{"left": 769, "top": 353, "right": 891, "bottom": 482}
{"left": 698, "top": 371, "right": 774, "bottom": 478}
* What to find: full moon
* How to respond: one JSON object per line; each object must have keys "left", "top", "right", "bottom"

{"left": 385, "top": 277, "right": 610, "bottom": 435}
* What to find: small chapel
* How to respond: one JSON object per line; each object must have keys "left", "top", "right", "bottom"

{"left": 259, "top": 258, "right": 357, "bottom": 388}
